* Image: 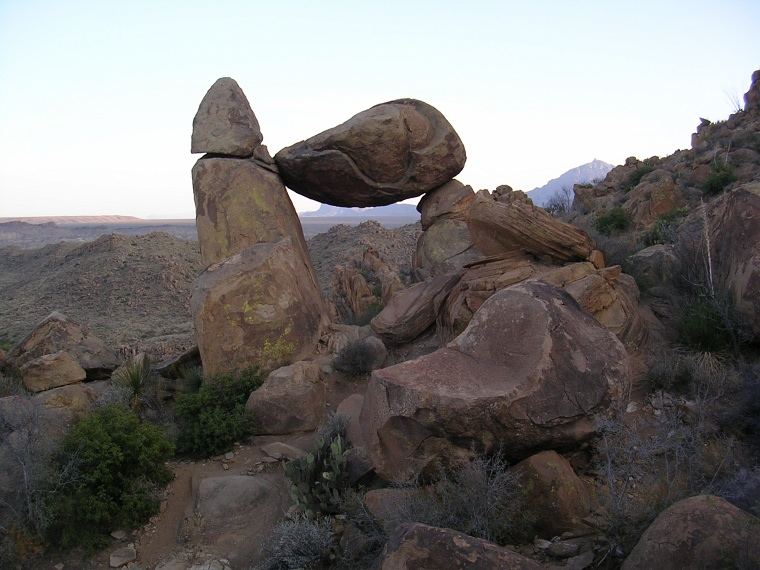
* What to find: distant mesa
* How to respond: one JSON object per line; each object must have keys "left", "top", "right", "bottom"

{"left": 0, "top": 215, "right": 143, "bottom": 224}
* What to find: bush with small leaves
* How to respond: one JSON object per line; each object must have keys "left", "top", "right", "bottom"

{"left": 677, "top": 297, "right": 737, "bottom": 353}
{"left": 703, "top": 161, "right": 737, "bottom": 195}
{"left": 174, "top": 367, "right": 263, "bottom": 457}
{"left": 622, "top": 164, "right": 656, "bottom": 192}
{"left": 256, "top": 516, "right": 334, "bottom": 570}
{"left": 44, "top": 405, "right": 173, "bottom": 549}
{"left": 333, "top": 339, "right": 382, "bottom": 376}
{"left": 594, "top": 207, "right": 630, "bottom": 236}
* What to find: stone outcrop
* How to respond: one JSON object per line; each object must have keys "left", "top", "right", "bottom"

{"left": 745, "top": 69, "right": 760, "bottom": 113}
{"left": 245, "top": 360, "right": 326, "bottom": 434}
{"left": 378, "top": 524, "right": 545, "bottom": 570}
{"left": 275, "top": 99, "right": 466, "bottom": 207}
{"left": 361, "top": 281, "right": 630, "bottom": 481}
{"left": 191, "top": 77, "right": 262, "bottom": 157}
{"left": 7, "top": 311, "right": 118, "bottom": 379}
{"left": 190, "top": 78, "right": 329, "bottom": 376}
{"left": 468, "top": 190, "right": 594, "bottom": 261}
{"left": 622, "top": 495, "right": 760, "bottom": 570}
{"left": 627, "top": 244, "right": 679, "bottom": 293}
{"left": 370, "top": 272, "right": 461, "bottom": 345}
{"left": 707, "top": 182, "right": 760, "bottom": 338}
{"left": 191, "top": 239, "right": 328, "bottom": 376}
{"left": 622, "top": 169, "right": 684, "bottom": 229}
{"left": 513, "top": 451, "right": 591, "bottom": 536}
{"left": 19, "top": 351, "right": 86, "bottom": 393}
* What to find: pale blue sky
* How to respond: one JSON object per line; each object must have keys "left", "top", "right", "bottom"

{"left": 0, "top": 0, "right": 758, "bottom": 217}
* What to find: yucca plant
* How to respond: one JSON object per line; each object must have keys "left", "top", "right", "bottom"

{"left": 112, "top": 353, "right": 153, "bottom": 411}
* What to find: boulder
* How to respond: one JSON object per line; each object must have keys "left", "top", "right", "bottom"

{"left": 361, "top": 281, "right": 629, "bottom": 481}
{"left": 413, "top": 218, "right": 483, "bottom": 279}
{"left": 513, "top": 451, "right": 592, "bottom": 536}
{"left": 370, "top": 272, "right": 462, "bottom": 345}
{"left": 191, "top": 154, "right": 310, "bottom": 267}
{"left": 245, "top": 360, "right": 326, "bottom": 434}
{"left": 191, "top": 77, "right": 262, "bottom": 156}
{"left": 19, "top": 351, "right": 86, "bottom": 393}
{"left": 191, "top": 239, "right": 329, "bottom": 376}
{"left": 468, "top": 190, "right": 594, "bottom": 261}
{"left": 336, "top": 394, "right": 366, "bottom": 448}
{"left": 626, "top": 244, "right": 679, "bottom": 292}
{"left": 275, "top": 99, "right": 466, "bottom": 207}
{"left": 379, "top": 523, "right": 545, "bottom": 570}
{"left": 744, "top": 68, "right": 760, "bottom": 113}
{"left": 622, "top": 495, "right": 760, "bottom": 570}
{"left": 707, "top": 182, "right": 760, "bottom": 338}
{"left": 7, "top": 311, "right": 118, "bottom": 378}
{"left": 417, "top": 179, "right": 474, "bottom": 230}
{"left": 623, "top": 169, "right": 684, "bottom": 229}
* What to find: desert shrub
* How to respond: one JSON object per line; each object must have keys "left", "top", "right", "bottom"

{"left": 0, "top": 337, "right": 13, "bottom": 351}
{"left": 351, "top": 302, "right": 383, "bottom": 327}
{"left": 720, "top": 363, "right": 760, "bottom": 456}
{"left": 382, "top": 456, "right": 532, "bottom": 546}
{"left": 622, "top": 164, "right": 655, "bottom": 192}
{"left": 587, "top": 229, "right": 638, "bottom": 267}
{"left": 641, "top": 208, "right": 687, "bottom": 246}
{"left": 285, "top": 414, "right": 350, "bottom": 517}
{"left": 256, "top": 516, "right": 334, "bottom": 570}
{"left": 677, "top": 297, "right": 738, "bottom": 352}
{"left": 0, "top": 370, "right": 23, "bottom": 397}
{"left": 594, "top": 207, "right": 630, "bottom": 236}
{"left": 44, "top": 405, "right": 173, "bottom": 549}
{"left": 703, "top": 161, "right": 737, "bottom": 195}
{"left": 720, "top": 467, "right": 760, "bottom": 516}
{"left": 112, "top": 353, "right": 155, "bottom": 411}
{"left": 174, "top": 367, "right": 262, "bottom": 457}
{"left": 333, "top": 340, "right": 376, "bottom": 376}
{"left": 544, "top": 186, "right": 574, "bottom": 217}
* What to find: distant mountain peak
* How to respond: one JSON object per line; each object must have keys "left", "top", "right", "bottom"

{"left": 300, "top": 203, "right": 420, "bottom": 218}
{"left": 527, "top": 160, "right": 614, "bottom": 206}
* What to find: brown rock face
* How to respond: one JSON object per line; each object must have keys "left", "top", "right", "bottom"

{"left": 623, "top": 169, "right": 684, "bottom": 229}
{"left": 708, "top": 182, "right": 760, "bottom": 338}
{"left": 19, "top": 351, "right": 86, "bottom": 393}
{"left": 191, "top": 77, "right": 263, "bottom": 156}
{"left": 417, "top": 179, "right": 474, "bottom": 230}
{"left": 274, "top": 99, "right": 466, "bottom": 207}
{"left": 468, "top": 191, "right": 594, "bottom": 261}
{"left": 622, "top": 495, "right": 760, "bottom": 570}
{"left": 370, "top": 272, "right": 462, "bottom": 345}
{"left": 745, "top": 68, "right": 760, "bottom": 113}
{"left": 191, "top": 239, "right": 328, "bottom": 376}
{"left": 192, "top": 154, "right": 308, "bottom": 267}
{"left": 7, "top": 311, "right": 118, "bottom": 378}
{"left": 513, "top": 451, "right": 591, "bottom": 536}
{"left": 361, "top": 281, "right": 630, "bottom": 481}
{"left": 245, "top": 361, "right": 326, "bottom": 434}
{"left": 379, "top": 524, "right": 545, "bottom": 570}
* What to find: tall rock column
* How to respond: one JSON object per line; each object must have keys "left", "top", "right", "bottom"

{"left": 190, "top": 77, "right": 329, "bottom": 376}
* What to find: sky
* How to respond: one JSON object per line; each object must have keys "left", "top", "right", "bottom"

{"left": 0, "top": 1, "right": 758, "bottom": 218}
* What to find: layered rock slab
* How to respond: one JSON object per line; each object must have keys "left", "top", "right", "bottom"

{"left": 191, "top": 239, "right": 328, "bottom": 376}
{"left": 361, "top": 281, "right": 630, "bottom": 481}
{"left": 275, "top": 99, "right": 466, "bottom": 207}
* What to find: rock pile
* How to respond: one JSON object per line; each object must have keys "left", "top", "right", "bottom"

{"left": 190, "top": 78, "right": 330, "bottom": 376}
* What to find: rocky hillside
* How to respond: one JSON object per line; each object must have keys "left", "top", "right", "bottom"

{"left": 0, "top": 232, "right": 204, "bottom": 358}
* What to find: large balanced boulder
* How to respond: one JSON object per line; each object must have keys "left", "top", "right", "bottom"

{"left": 361, "top": 281, "right": 629, "bottom": 481}
{"left": 245, "top": 360, "right": 326, "bottom": 434}
{"left": 275, "top": 99, "right": 466, "bottom": 207}
{"left": 379, "top": 523, "right": 545, "bottom": 570}
{"left": 7, "top": 311, "right": 118, "bottom": 379}
{"left": 191, "top": 239, "right": 329, "bottom": 376}
{"left": 468, "top": 190, "right": 594, "bottom": 261}
{"left": 191, "top": 77, "right": 262, "bottom": 157}
{"left": 192, "top": 154, "right": 309, "bottom": 267}
{"left": 370, "top": 272, "right": 461, "bottom": 345}
{"left": 19, "top": 351, "right": 86, "bottom": 393}
{"left": 622, "top": 495, "right": 760, "bottom": 569}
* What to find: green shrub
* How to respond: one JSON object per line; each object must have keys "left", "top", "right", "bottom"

{"left": 703, "top": 162, "right": 737, "bottom": 195}
{"left": 44, "top": 405, "right": 173, "bottom": 549}
{"left": 174, "top": 367, "right": 262, "bottom": 457}
{"left": 285, "top": 414, "right": 350, "bottom": 517}
{"left": 112, "top": 353, "right": 155, "bottom": 411}
{"left": 333, "top": 339, "right": 377, "bottom": 376}
{"left": 594, "top": 207, "right": 631, "bottom": 236}
{"left": 677, "top": 298, "right": 735, "bottom": 353}
{"left": 0, "top": 338, "right": 13, "bottom": 351}
{"left": 642, "top": 208, "right": 687, "bottom": 246}
{"left": 352, "top": 302, "right": 383, "bottom": 326}
{"left": 622, "top": 164, "right": 655, "bottom": 192}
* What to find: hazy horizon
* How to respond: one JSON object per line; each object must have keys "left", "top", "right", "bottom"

{"left": 1, "top": 1, "right": 759, "bottom": 218}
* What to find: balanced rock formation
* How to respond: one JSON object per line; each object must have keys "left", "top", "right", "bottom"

{"left": 361, "top": 281, "right": 630, "bottom": 481}
{"left": 190, "top": 78, "right": 329, "bottom": 376}
{"left": 468, "top": 190, "right": 594, "bottom": 261}
{"left": 622, "top": 495, "right": 760, "bottom": 569}
{"left": 275, "top": 99, "right": 466, "bottom": 207}
{"left": 379, "top": 524, "right": 545, "bottom": 570}
{"left": 7, "top": 311, "right": 118, "bottom": 379}
{"left": 191, "top": 77, "right": 262, "bottom": 157}
{"left": 413, "top": 179, "right": 483, "bottom": 279}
